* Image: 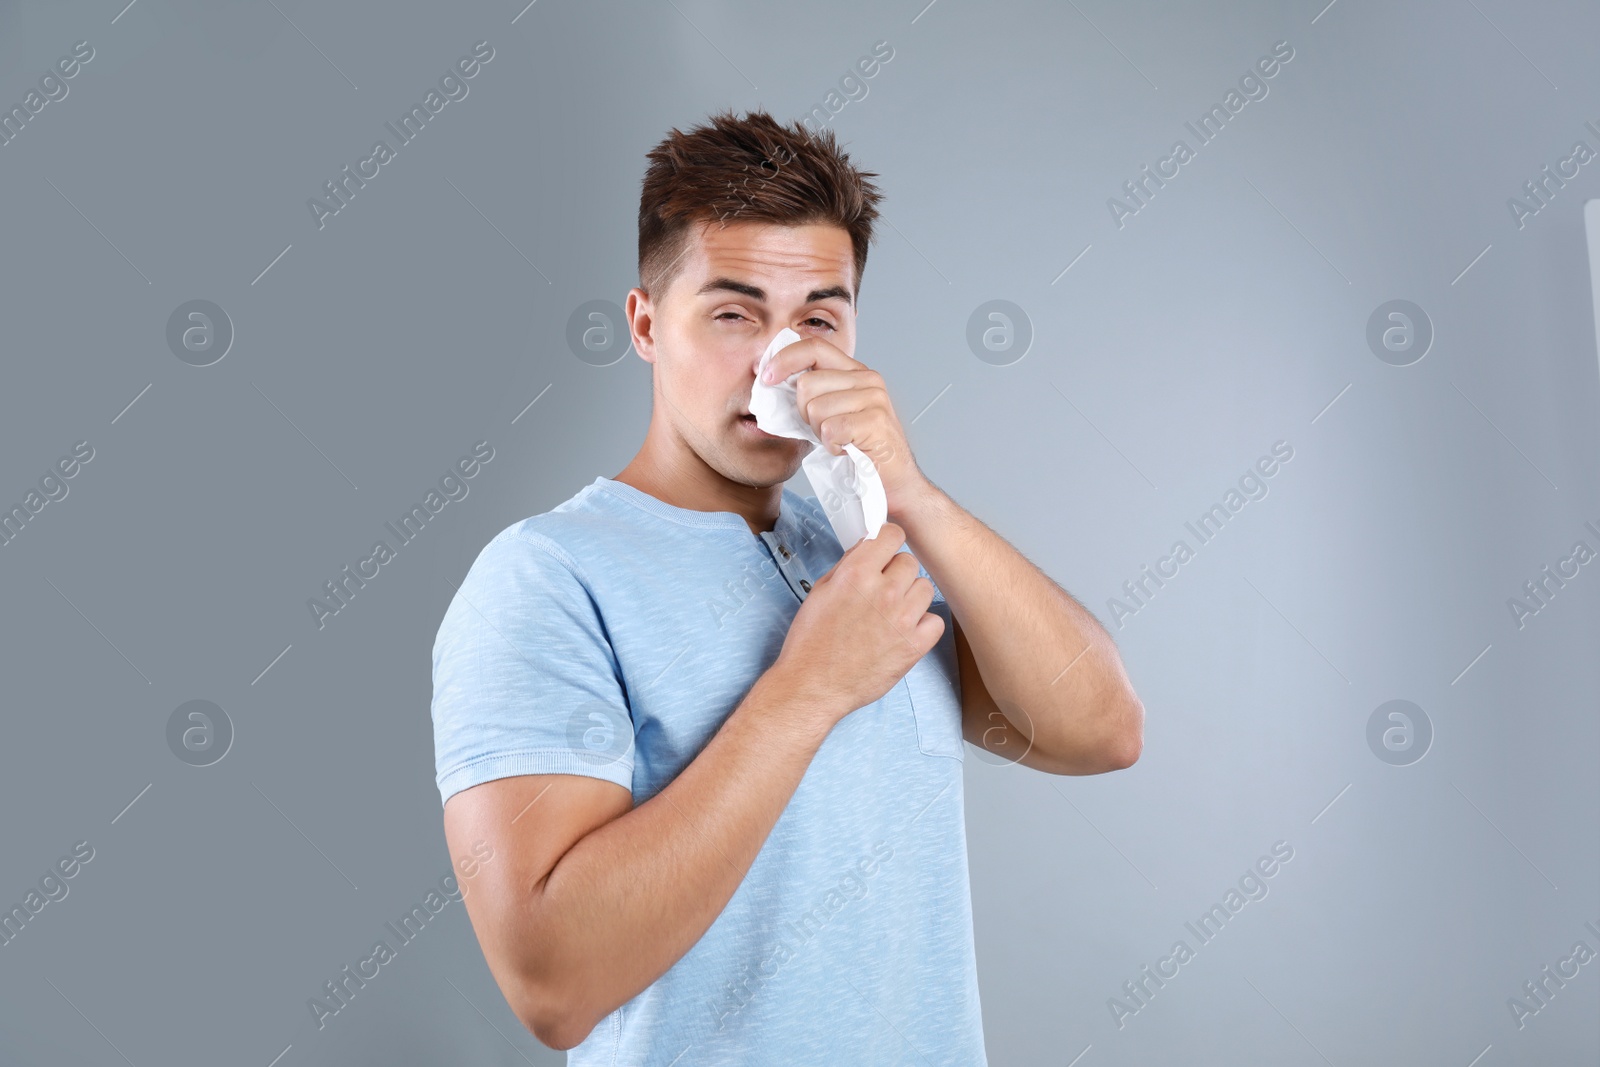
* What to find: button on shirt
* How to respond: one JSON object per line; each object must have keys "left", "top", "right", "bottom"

{"left": 431, "top": 476, "right": 986, "bottom": 1065}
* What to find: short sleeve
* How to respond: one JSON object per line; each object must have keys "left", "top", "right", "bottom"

{"left": 431, "top": 530, "right": 635, "bottom": 807}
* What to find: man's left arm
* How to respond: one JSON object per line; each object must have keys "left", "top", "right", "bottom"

{"left": 894, "top": 481, "right": 1144, "bottom": 775}
{"left": 768, "top": 334, "right": 1144, "bottom": 775}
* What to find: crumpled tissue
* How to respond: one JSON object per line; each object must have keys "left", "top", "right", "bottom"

{"left": 749, "top": 327, "right": 887, "bottom": 549}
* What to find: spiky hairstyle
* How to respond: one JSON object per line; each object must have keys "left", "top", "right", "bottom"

{"left": 637, "top": 108, "right": 884, "bottom": 301}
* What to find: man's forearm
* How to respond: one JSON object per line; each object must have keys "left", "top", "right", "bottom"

{"left": 892, "top": 479, "right": 1143, "bottom": 768}
{"left": 525, "top": 667, "right": 835, "bottom": 1046}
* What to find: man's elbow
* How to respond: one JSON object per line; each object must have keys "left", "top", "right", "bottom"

{"left": 521, "top": 1003, "right": 591, "bottom": 1052}
{"left": 1105, "top": 696, "right": 1144, "bottom": 770}
{"left": 517, "top": 982, "right": 596, "bottom": 1052}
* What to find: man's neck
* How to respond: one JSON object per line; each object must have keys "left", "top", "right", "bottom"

{"left": 613, "top": 453, "right": 782, "bottom": 537}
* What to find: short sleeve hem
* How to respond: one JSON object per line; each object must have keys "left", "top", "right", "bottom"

{"left": 439, "top": 748, "right": 633, "bottom": 807}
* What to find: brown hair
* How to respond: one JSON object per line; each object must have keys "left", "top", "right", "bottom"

{"left": 637, "top": 108, "right": 884, "bottom": 302}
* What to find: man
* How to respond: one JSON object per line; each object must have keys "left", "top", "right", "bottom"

{"left": 431, "top": 109, "right": 1143, "bottom": 1063}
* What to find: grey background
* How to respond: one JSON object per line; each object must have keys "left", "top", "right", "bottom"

{"left": 1, "top": 0, "right": 1597, "bottom": 1064}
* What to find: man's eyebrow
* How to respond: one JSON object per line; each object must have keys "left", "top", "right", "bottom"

{"left": 695, "top": 277, "right": 854, "bottom": 307}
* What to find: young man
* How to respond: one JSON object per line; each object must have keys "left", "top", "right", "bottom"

{"left": 431, "top": 109, "right": 1143, "bottom": 1063}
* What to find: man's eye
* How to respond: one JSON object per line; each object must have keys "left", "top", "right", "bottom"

{"left": 715, "top": 312, "right": 747, "bottom": 322}
{"left": 803, "top": 317, "right": 835, "bottom": 331}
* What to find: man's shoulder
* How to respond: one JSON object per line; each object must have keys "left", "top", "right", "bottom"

{"left": 434, "top": 481, "right": 618, "bottom": 654}
{"left": 468, "top": 477, "right": 620, "bottom": 578}
{"left": 464, "top": 478, "right": 834, "bottom": 577}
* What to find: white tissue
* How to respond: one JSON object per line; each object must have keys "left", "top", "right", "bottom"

{"left": 749, "top": 327, "right": 887, "bottom": 549}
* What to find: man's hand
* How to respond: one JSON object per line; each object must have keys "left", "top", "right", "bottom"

{"left": 770, "top": 521, "right": 943, "bottom": 721}
{"left": 759, "top": 336, "right": 932, "bottom": 518}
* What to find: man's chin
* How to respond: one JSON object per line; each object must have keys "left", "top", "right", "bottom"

{"left": 717, "top": 434, "right": 806, "bottom": 484}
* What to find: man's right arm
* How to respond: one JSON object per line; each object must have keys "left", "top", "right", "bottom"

{"left": 439, "top": 522, "right": 940, "bottom": 1050}
{"left": 443, "top": 663, "right": 836, "bottom": 1050}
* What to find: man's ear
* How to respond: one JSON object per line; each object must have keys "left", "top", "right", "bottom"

{"left": 625, "top": 288, "right": 657, "bottom": 364}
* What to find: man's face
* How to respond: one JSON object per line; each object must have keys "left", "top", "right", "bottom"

{"left": 626, "top": 219, "right": 858, "bottom": 488}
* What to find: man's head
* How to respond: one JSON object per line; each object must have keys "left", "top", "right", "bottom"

{"left": 625, "top": 109, "right": 883, "bottom": 494}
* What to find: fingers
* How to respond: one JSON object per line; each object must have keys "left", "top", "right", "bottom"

{"left": 883, "top": 554, "right": 933, "bottom": 630}
{"left": 883, "top": 548, "right": 923, "bottom": 590}
{"left": 800, "top": 381, "right": 884, "bottom": 423}
{"left": 759, "top": 336, "right": 855, "bottom": 384}
{"left": 913, "top": 607, "right": 945, "bottom": 650}
{"left": 821, "top": 528, "right": 934, "bottom": 628}
{"left": 902, "top": 572, "right": 936, "bottom": 612}
{"left": 843, "top": 521, "right": 906, "bottom": 574}
{"left": 791, "top": 369, "right": 872, "bottom": 416}
{"left": 815, "top": 524, "right": 903, "bottom": 595}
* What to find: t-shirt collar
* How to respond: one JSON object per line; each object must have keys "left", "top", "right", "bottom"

{"left": 590, "top": 476, "right": 805, "bottom": 544}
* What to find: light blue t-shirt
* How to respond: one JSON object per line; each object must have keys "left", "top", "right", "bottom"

{"left": 431, "top": 475, "right": 986, "bottom": 1065}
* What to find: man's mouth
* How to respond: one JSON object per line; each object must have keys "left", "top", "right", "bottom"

{"left": 737, "top": 412, "right": 781, "bottom": 439}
